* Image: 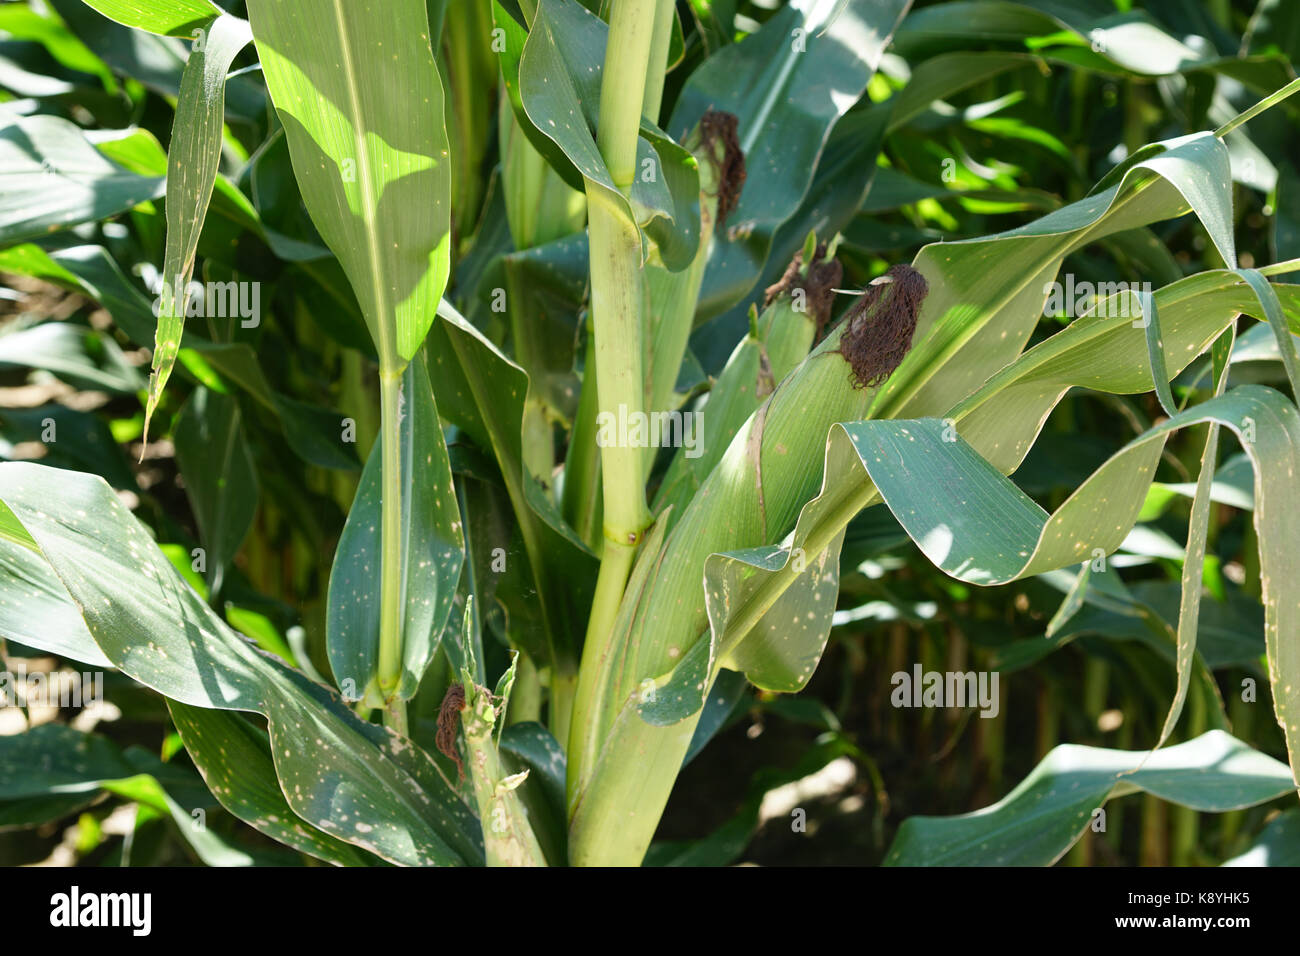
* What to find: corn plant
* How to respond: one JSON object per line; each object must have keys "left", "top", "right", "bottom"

{"left": 1, "top": 0, "right": 1300, "bottom": 867}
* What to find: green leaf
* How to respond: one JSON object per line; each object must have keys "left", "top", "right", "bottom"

{"left": 849, "top": 388, "right": 1300, "bottom": 784}
{"left": 0, "top": 243, "right": 360, "bottom": 472}
{"left": 0, "top": 722, "right": 135, "bottom": 801}
{"left": 270, "top": 394, "right": 363, "bottom": 471}
{"left": 0, "top": 322, "right": 142, "bottom": 394}
{"left": 0, "top": 404, "right": 138, "bottom": 491}
{"left": 327, "top": 352, "right": 464, "bottom": 705}
{"left": 49, "top": 0, "right": 186, "bottom": 94}
{"left": 491, "top": 0, "right": 578, "bottom": 191}
{"left": 143, "top": 12, "right": 253, "bottom": 439}
{"left": 0, "top": 537, "right": 110, "bottom": 667}
{"left": 499, "top": 721, "right": 567, "bottom": 867}
{"left": 0, "top": 2, "right": 113, "bottom": 87}
{"left": 173, "top": 387, "right": 259, "bottom": 598}
{"left": 0, "top": 113, "right": 163, "bottom": 243}
{"left": 1151, "top": 327, "right": 1233, "bottom": 758}
{"left": 0, "top": 244, "right": 163, "bottom": 347}
{"left": 430, "top": 300, "right": 596, "bottom": 675}
{"left": 246, "top": 0, "right": 451, "bottom": 368}
{"left": 1237, "top": 267, "right": 1300, "bottom": 402}
{"left": 0, "top": 722, "right": 258, "bottom": 866}
{"left": 515, "top": 0, "right": 700, "bottom": 271}
{"left": 874, "top": 132, "right": 1238, "bottom": 424}
{"left": 1224, "top": 808, "right": 1300, "bottom": 866}
{"left": 886, "top": 51, "right": 1044, "bottom": 132}
{"left": 885, "top": 731, "right": 1294, "bottom": 866}
{"left": 79, "top": 0, "right": 221, "bottom": 38}
{"left": 1134, "top": 290, "right": 1176, "bottom": 417}
{"left": 167, "top": 701, "right": 373, "bottom": 866}
{"left": 0, "top": 462, "right": 483, "bottom": 866}
{"left": 892, "top": 2, "right": 1267, "bottom": 83}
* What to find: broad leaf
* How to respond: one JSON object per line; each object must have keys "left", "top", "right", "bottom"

{"left": 0, "top": 112, "right": 163, "bottom": 242}
{"left": 0, "top": 722, "right": 258, "bottom": 866}
{"left": 430, "top": 300, "right": 596, "bottom": 675}
{"left": 514, "top": 0, "right": 700, "bottom": 271}
{"left": 168, "top": 701, "right": 373, "bottom": 866}
{"left": 1223, "top": 808, "right": 1300, "bottom": 867}
{"left": 327, "top": 351, "right": 464, "bottom": 704}
{"left": 885, "top": 731, "right": 1294, "bottom": 866}
{"left": 79, "top": 0, "right": 221, "bottom": 38}
{"left": 0, "top": 462, "right": 483, "bottom": 866}
{"left": 849, "top": 388, "right": 1300, "bottom": 784}
{"left": 247, "top": 0, "right": 451, "bottom": 367}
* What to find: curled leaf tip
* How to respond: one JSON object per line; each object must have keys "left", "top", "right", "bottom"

{"left": 838, "top": 263, "right": 928, "bottom": 389}
{"left": 764, "top": 242, "right": 843, "bottom": 339}
{"left": 436, "top": 683, "right": 466, "bottom": 778}
{"left": 699, "top": 110, "right": 746, "bottom": 225}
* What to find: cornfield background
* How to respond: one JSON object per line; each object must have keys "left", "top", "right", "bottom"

{"left": 0, "top": 0, "right": 1298, "bottom": 869}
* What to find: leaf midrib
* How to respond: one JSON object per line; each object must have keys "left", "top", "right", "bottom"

{"left": 330, "top": 0, "right": 394, "bottom": 369}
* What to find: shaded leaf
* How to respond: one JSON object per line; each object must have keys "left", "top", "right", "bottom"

{"left": 885, "top": 731, "right": 1294, "bottom": 866}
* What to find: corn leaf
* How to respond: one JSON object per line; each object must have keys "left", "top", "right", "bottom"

{"left": 327, "top": 351, "right": 464, "bottom": 704}
{"left": 246, "top": 0, "right": 451, "bottom": 367}
{"left": 885, "top": 731, "right": 1294, "bottom": 866}
{"left": 78, "top": 0, "right": 221, "bottom": 38}
{"left": 852, "top": 387, "right": 1300, "bottom": 785}
{"left": 430, "top": 300, "right": 596, "bottom": 673}
{"left": 0, "top": 242, "right": 360, "bottom": 472}
{"left": 1224, "top": 808, "right": 1300, "bottom": 866}
{"left": 173, "top": 387, "right": 258, "bottom": 599}
{"left": 142, "top": 13, "right": 252, "bottom": 439}
{"left": 0, "top": 113, "right": 164, "bottom": 242}
{"left": 513, "top": 0, "right": 700, "bottom": 270}
{"left": 168, "top": 701, "right": 374, "bottom": 866}
{"left": 0, "top": 462, "right": 484, "bottom": 866}
{"left": 0, "top": 722, "right": 262, "bottom": 866}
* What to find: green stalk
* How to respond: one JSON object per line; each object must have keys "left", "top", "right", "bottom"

{"left": 560, "top": 0, "right": 672, "bottom": 544}
{"left": 462, "top": 680, "right": 547, "bottom": 866}
{"left": 641, "top": 0, "right": 676, "bottom": 124}
{"left": 567, "top": 0, "right": 658, "bottom": 800}
{"left": 550, "top": 669, "right": 577, "bottom": 748}
{"left": 567, "top": 315, "right": 885, "bottom": 864}
{"left": 376, "top": 368, "right": 407, "bottom": 734}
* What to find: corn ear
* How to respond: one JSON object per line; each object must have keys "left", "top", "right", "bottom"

{"left": 653, "top": 242, "right": 838, "bottom": 516}
{"left": 568, "top": 266, "right": 927, "bottom": 863}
